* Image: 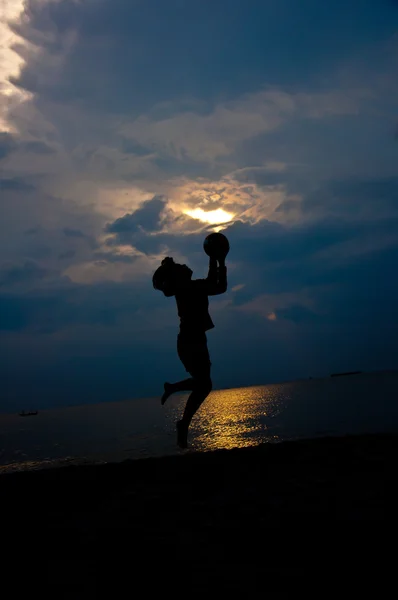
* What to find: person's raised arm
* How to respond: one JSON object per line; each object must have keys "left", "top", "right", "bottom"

{"left": 205, "top": 256, "right": 227, "bottom": 296}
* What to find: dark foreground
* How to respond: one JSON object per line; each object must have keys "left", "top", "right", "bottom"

{"left": 2, "top": 433, "right": 397, "bottom": 593}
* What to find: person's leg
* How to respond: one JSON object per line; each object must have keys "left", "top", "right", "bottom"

{"left": 161, "top": 333, "right": 197, "bottom": 405}
{"left": 174, "top": 331, "right": 212, "bottom": 447}
{"left": 181, "top": 377, "right": 212, "bottom": 427}
{"left": 177, "top": 375, "right": 212, "bottom": 448}
{"left": 161, "top": 378, "right": 195, "bottom": 405}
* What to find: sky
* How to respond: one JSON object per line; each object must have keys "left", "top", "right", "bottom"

{"left": 1, "top": 0, "right": 398, "bottom": 412}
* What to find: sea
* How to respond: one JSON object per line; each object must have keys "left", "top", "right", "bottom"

{"left": 1, "top": 371, "right": 398, "bottom": 474}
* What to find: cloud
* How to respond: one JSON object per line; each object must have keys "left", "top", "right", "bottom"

{"left": 1, "top": 0, "right": 398, "bottom": 409}
{"left": 105, "top": 196, "right": 168, "bottom": 235}
{"left": 0, "top": 271, "right": 174, "bottom": 335}
{"left": 117, "top": 87, "right": 368, "bottom": 166}
{"left": 22, "top": 140, "right": 55, "bottom": 154}
{"left": 92, "top": 251, "right": 138, "bottom": 264}
{"left": 62, "top": 227, "right": 87, "bottom": 238}
{"left": 0, "top": 132, "right": 16, "bottom": 159}
{"left": 0, "top": 177, "right": 35, "bottom": 192}
{"left": 58, "top": 249, "right": 75, "bottom": 260}
{"left": 0, "top": 260, "right": 48, "bottom": 288}
{"left": 297, "top": 176, "right": 398, "bottom": 221}
{"left": 63, "top": 252, "right": 152, "bottom": 284}
{"left": 4, "top": 0, "right": 384, "bottom": 179}
{"left": 275, "top": 305, "right": 321, "bottom": 324}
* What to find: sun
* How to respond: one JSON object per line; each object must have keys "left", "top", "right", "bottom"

{"left": 184, "top": 207, "right": 234, "bottom": 225}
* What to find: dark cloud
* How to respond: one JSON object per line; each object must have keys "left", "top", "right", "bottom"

{"left": 93, "top": 251, "right": 138, "bottom": 264}
{"left": 276, "top": 305, "right": 321, "bottom": 323}
{"left": 0, "top": 132, "right": 16, "bottom": 159}
{"left": 0, "top": 135, "right": 53, "bottom": 164}
{"left": 105, "top": 196, "right": 167, "bottom": 237}
{"left": 62, "top": 227, "right": 87, "bottom": 238}
{"left": 120, "top": 138, "right": 152, "bottom": 157}
{"left": 225, "top": 217, "right": 398, "bottom": 306}
{"left": 0, "top": 260, "right": 48, "bottom": 288}
{"left": 232, "top": 167, "right": 288, "bottom": 187}
{"left": 24, "top": 227, "right": 41, "bottom": 235}
{"left": 58, "top": 250, "right": 76, "bottom": 260}
{"left": 11, "top": 0, "right": 384, "bottom": 117}
{"left": 61, "top": 227, "right": 98, "bottom": 250}
{"left": 105, "top": 219, "right": 209, "bottom": 259}
{"left": 22, "top": 140, "right": 55, "bottom": 154}
{"left": 222, "top": 219, "right": 339, "bottom": 272}
{"left": 298, "top": 176, "right": 398, "bottom": 218}
{"left": 0, "top": 178, "right": 35, "bottom": 192}
{"left": 0, "top": 276, "right": 164, "bottom": 334}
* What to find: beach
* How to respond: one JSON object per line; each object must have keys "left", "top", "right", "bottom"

{"left": 2, "top": 432, "right": 396, "bottom": 592}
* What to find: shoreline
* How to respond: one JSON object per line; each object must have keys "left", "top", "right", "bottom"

{"left": 2, "top": 432, "right": 395, "bottom": 589}
{"left": 3, "top": 432, "right": 396, "bottom": 516}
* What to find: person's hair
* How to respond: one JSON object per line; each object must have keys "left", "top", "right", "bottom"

{"left": 152, "top": 257, "right": 177, "bottom": 294}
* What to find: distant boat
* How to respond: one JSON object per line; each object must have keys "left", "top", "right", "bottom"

{"left": 19, "top": 410, "right": 38, "bottom": 417}
{"left": 330, "top": 371, "right": 362, "bottom": 378}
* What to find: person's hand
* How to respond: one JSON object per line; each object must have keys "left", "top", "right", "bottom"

{"left": 209, "top": 254, "right": 226, "bottom": 267}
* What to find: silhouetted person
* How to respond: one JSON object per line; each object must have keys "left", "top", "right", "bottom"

{"left": 153, "top": 253, "right": 228, "bottom": 448}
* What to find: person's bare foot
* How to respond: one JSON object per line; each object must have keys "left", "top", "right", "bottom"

{"left": 176, "top": 419, "right": 188, "bottom": 449}
{"left": 161, "top": 382, "right": 173, "bottom": 406}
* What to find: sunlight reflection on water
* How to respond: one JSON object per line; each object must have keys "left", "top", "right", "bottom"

{"left": 166, "top": 384, "right": 289, "bottom": 452}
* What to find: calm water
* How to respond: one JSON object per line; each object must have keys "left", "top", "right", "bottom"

{"left": 1, "top": 371, "right": 398, "bottom": 473}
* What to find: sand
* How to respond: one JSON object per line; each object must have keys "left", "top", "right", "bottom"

{"left": 2, "top": 433, "right": 396, "bottom": 593}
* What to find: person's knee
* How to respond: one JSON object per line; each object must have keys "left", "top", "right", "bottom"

{"left": 197, "top": 376, "right": 212, "bottom": 396}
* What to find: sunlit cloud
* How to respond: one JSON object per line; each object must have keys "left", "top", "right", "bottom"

{"left": 63, "top": 253, "right": 152, "bottom": 284}
{"left": 119, "top": 86, "right": 367, "bottom": 166}
{"left": 231, "top": 284, "right": 246, "bottom": 292}
{"left": 0, "top": 0, "right": 32, "bottom": 130}
{"left": 184, "top": 207, "right": 234, "bottom": 225}
{"left": 236, "top": 292, "right": 315, "bottom": 321}
{"left": 0, "top": 0, "right": 25, "bottom": 94}
{"left": 166, "top": 176, "right": 299, "bottom": 228}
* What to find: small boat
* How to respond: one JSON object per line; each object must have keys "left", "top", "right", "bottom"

{"left": 330, "top": 371, "right": 362, "bottom": 378}
{"left": 19, "top": 410, "right": 38, "bottom": 417}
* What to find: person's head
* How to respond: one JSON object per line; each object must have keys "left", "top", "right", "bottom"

{"left": 152, "top": 257, "right": 193, "bottom": 296}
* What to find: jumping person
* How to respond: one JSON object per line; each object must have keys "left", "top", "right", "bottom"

{"left": 152, "top": 253, "right": 227, "bottom": 448}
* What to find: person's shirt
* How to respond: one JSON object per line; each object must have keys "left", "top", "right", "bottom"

{"left": 175, "top": 260, "right": 227, "bottom": 334}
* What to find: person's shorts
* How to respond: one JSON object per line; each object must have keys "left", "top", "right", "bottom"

{"left": 177, "top": 331, "right": 211, "bottom": 378}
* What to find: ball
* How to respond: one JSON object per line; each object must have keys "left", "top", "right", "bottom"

{"left": 203, "top": 232, "right": 230, "bottom": 258}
